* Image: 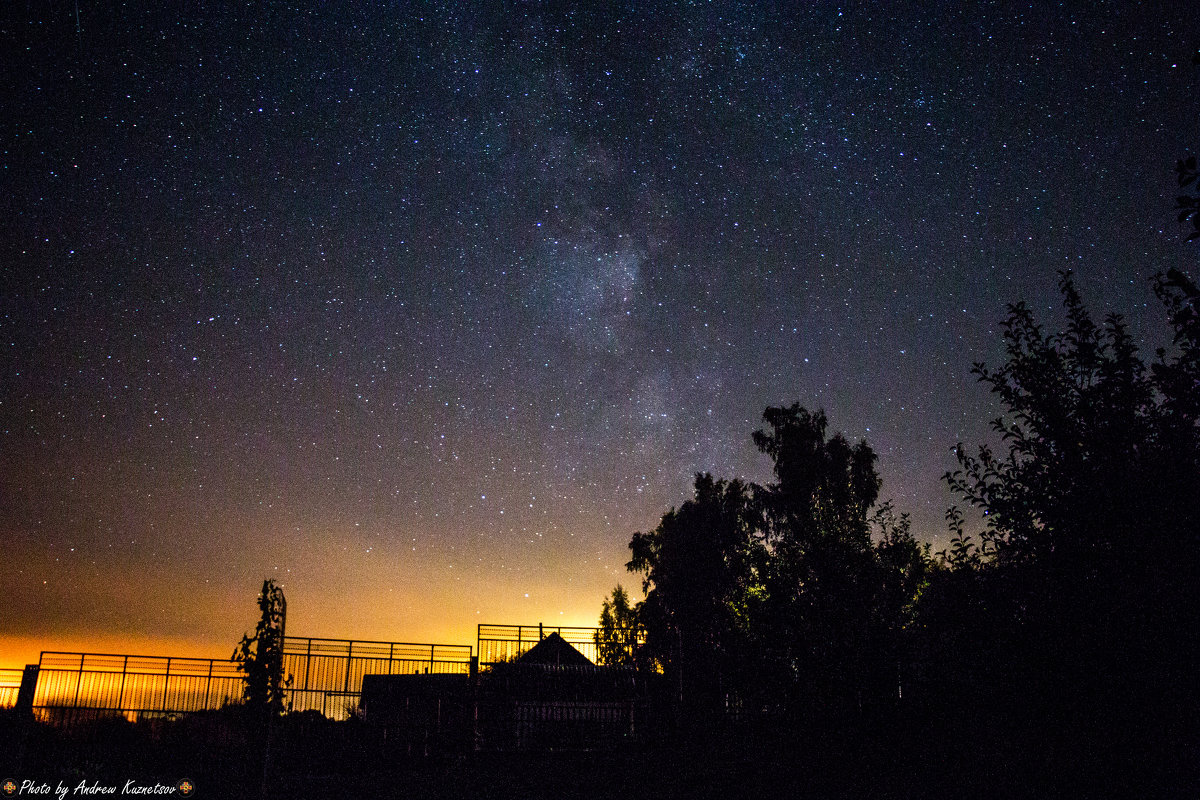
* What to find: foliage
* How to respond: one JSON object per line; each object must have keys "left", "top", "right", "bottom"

{"left": 948, "top": 273, "right": 1155, "bottom": 566}
{"left": 627, "top": 473, "right": 764, "bottom": 704}
{"left": 620, "top": 407, "right": 930, "bottom": 717}
{"left": 940, "top": 269, "right": 1200, "bottom": 737}
{"left": 946, "top": 271, "right": 1199, "bottom": 578}
{"left": 935, "top": 506, "right": 983, "bottom": 569}
{"left": 233, "top": 579, "right": 292, "bottom": 715}
{"left": 595, "top": 584, "right": 642, "bottom": 667}
{"left": 603, "top": 265, "right": 1198, "bottom": 783}
{"left": 753, "top": 404, "right": 881, "bottom": 554}
{"left": 1176, "top": 51, "right": 1200, "bottom": 242}
{"left": 1153, "top": 267, "right": 1200, "bottom": 425}
{"left": 872, "top": 501, "right": 930, "bottom": 644}
{"left": 750, "top": 406, "right": 879, "bottom": 709}
{"left": 1176, "top": 155, "right": 1200, "bottom": 240}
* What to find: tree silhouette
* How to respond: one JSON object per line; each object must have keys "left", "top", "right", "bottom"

{"left": 941, "top": 270, "right": 1200, "bottom": 789}
{"left": 750, "top": 404, "right": 912, "bottom": 715}
{"left": 627, "top": 473, "right": 764, "bottom": 713}
{"left": 870, "top": 501, "right": 930, "bottom": 700}
{"left": 1175, "top": 52, "right": 1200, "bottom": 240}
{"left": 947, "top": 270, "right": 1199, "bottom": 600}
{"left": 752, "top": 405, "right": 881, "bottom": 554}
{"left": 233, "top": 579, "right": 292, "bottom": 715}
{"left": 594, "top": 584, "right": 642, "bottom": 667}
{"left": 1153, "top": 267, "right": 1200, "bottom": 427}
{"left": 622, "top": 407, "right": 929, "bottom": 720}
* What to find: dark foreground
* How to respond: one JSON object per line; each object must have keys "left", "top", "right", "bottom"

{"left": 3, "top": 704, "right": 1197, "bottom": 800}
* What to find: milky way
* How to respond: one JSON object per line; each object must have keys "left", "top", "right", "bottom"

{"left": 2, "top": 2, "right": 1197, "bottom": 663}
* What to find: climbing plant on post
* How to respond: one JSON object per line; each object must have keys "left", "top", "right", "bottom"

{"left": 233, "top": 578, "right": 291, "bottom": 715}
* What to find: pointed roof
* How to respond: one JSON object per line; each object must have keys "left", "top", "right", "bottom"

{"left": 516, "top": 632, "right": 594, "bottom": 666}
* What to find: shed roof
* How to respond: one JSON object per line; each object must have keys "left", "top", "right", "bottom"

{"left": 516, "top": 631, "right": 594, "bottom": 666}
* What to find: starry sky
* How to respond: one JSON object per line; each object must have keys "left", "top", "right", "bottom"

{"left": 3, "top": 1, "right": 1198, "bottom": 667}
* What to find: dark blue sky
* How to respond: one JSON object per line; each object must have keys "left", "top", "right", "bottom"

{"left": 2, "top": 1, "right": 1197, "bottom": 662}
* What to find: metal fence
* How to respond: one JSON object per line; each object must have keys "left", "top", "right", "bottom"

{"left": 27, "top": 636, "right": 473, "bottom": 723}
{"left": 283, "top": 637, "right": 473, "bottom": 718}
{"left": 0, "top": 668, "right": 25, "bottom": 708}
{"left": 477, "top": 624, "right": 608, "bottom": 665}
{"left": 31, "top": 652, "right": 244, "bottom": 722}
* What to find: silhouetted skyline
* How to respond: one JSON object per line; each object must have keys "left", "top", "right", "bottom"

{"left": 3, "top": 2, "right": 1198, "bottom": 664}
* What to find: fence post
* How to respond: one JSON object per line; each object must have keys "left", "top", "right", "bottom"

{"left": 343, "top": 640, "right": 353, "bottom": 694}
{"left": 16, "top": 665, "right": 39, "bottom": 712}
{"left": 117, "top": 655, "right": 128, "bottom": 712}
{"left": 72, "top": 655, "right": 84, "bottom": 708}
{"left": 428, "top": 645, "right": 435, "bottom": 674}
{"left": 304, "top": 638, "right": 312, "bottom": 691}
{"left": 164, "top": 658, "right": 171, "bottom": 712}
{"left": 389, "top": 642, "right": 395, "bottom": 675}
{"left": 204, "top": 660, "right": 213, "bottom": 710}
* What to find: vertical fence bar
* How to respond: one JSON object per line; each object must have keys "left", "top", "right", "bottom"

{"left": 117, "top": 655, "right": 129, "bottom": 711}
{"left": 72, "top": 655, "right": 84, "bottom": 708}
{"left": 303, "top": 638, "right": 312, "bottom": 691}
{"left": 33, "top": 641, "right": 472, "bottom": 722}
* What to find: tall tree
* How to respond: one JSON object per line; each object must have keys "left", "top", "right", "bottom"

{"left": 750, "top": 405, "right": 895, "bottom": 714}
{"left": 947, "top": 272, "right": 1199, "bottom": 592}
{"left": 623, "top": 406, "right": 928, "bottom": 718}
{"left": 627, "top": 473, "right": 764, "bottom": 711}
{"left": 753, "top": 405, "right": 881, "bottom": 554}
{"left": 943, "top": 271, "right": 1200, "bottom": 771}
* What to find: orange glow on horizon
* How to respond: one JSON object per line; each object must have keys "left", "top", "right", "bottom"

{"left": 3, "top": 509, "right": 633, "bottom": 672}
{"left": 0, "top": 589, "right": 617, "bottom": 671}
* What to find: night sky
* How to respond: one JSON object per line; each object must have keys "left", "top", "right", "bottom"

{"left": 3, "top": 1, "right": 1198, "bottom": 666}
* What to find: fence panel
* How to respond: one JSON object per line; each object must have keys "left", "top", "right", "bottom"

{"left": 0, "top": 668, "right": 23, "bottom": 708}
{"left": 281, "top": 637, "right": 472, "bottom": 718}
{"left": 478, "top": 624, "right": 642, "bottom": 666}
{"left": 26, "top": 637, "right": 473, "bottom": 724}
